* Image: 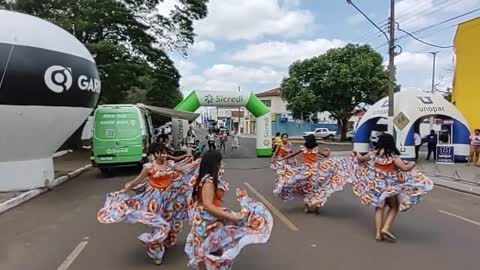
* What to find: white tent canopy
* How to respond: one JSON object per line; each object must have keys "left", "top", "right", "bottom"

{"left": 353, "top": 91, "right": 471, "bottom": 161}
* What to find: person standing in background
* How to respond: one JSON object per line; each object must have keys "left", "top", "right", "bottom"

{"left": 425, "top": 130, "right": 438, "bottom": 161}
{"left": 186, "top": 126, "right": 196, "bottom": 147}
{"left": 206, "top": 130, "right": 216, "bottom": 150}
{"left": 414, "top": 131, "right": 422, "bottom": 161}
{"left": 469, "top": 129, "right": 480, "bottom": 166}
{"left": 218, "top": 131, "right": 227, "bottom": 153}
{"left": 272, "top": 132, "right": 281, "bottom": 152}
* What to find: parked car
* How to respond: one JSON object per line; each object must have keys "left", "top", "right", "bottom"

{"left": 304, "top": 128, "right": 337, "bottom": 139}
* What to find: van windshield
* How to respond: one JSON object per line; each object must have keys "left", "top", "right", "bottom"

{"left": 95, "top": 111, "right": 141, "bottom": 140}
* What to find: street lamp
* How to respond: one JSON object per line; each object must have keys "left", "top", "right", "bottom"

{"left": 347, "top": 0, "right": 397, "bottom": 133}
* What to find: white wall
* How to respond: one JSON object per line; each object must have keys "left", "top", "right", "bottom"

{"left": 259, "top": 96, "right": 288, "bottom": 114}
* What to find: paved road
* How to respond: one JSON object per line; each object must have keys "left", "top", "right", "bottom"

{"left": 2, "top": 135, "right": 480, "bottom": 270}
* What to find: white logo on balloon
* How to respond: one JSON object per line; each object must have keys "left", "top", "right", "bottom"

{"left": 44, "top": 65, "right": 73, "bottom": 93}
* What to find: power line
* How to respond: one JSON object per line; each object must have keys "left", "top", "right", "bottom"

{"left": 397, "top": 26, "right": 454, "bottom": 48}
{"left": 409, "top": 7, "right": 480, "bottom": 36}
{"left": 376, "top": 8, "right": 480, "bottom": 49}
{"left": 399, "top": 0, "right": 459, "bottom": 27}
{"left": 361, "top": 0, "right": 454, "bottom": 46}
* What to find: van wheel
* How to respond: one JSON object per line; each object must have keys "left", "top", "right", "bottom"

{"left": 326, "top": 135, "right": 334, "bottom": 140}
{"left": 100, "top": 168, "right": 112, "bottom": 177}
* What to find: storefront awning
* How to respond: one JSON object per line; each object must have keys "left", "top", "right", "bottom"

{"left": 137, "top": 104, "right": 199, "bottom": 122}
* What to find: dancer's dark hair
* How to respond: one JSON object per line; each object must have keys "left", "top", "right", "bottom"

{"left": 375, "top": 133, "right": 400, "bottom": 157}
{"left": 148, "top": 143, "right": 167, "bottom": 156}
{"left": 281, "top": 133, "right": 288, "bottom": 138}
{"left": 304, "top": 134, "right": 318, "bottom": 149}
{"left": 192, "top": 150, "right": 223, "bottom": 201}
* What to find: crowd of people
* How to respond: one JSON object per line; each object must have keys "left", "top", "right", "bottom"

{"left": 96, "top": 126, "right": 442, "bottom": 268}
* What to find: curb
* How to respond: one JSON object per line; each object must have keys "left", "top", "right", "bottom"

{"left": 433, "top": 182, "right": 480, "bottom": 197}
{"left": 0, "top": 164, "right": 92, "bottom": 214}
{"left": 53, "top": 150, "right": 73, "bottom": 158}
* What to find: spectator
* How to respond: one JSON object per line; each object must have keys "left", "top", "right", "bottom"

{"left": 469, "top": 129, "right": 480, "bottom": 166}
{"left": 157, "top": 128, "right": 169, "bottom": 144}
{"left": 414, "top": 131, "right": 422, "bottom": 160}
{"left": 231, "top": 130, "right": 240, "bottom": 153}
{"left": 206, "top": 130, "right": 216, "bottom": 150}
{"left": 273, "top": 132, "right": 281, "bottom": 152}
{"left": 186, "top": 126, "right": 196, "bottom": 146}
{"left": 425, "top": 130, "right": 438, "bottom": 161}
{"left": 219, "top": 131, "right": 228, "bottom": 153}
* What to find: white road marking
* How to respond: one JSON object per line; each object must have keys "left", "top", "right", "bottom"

{"left": 57, "top": 238, "right": 89, "bottom": 270}
{"left": 244, "top": 182, "right": 299, "bottom": 232}
{"left": 439, "top": 210, "right": 480, "bottom": 227}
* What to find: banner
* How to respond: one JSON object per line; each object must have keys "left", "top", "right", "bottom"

{"left": 436, "top": 144, "right": 454, "bottom": 164}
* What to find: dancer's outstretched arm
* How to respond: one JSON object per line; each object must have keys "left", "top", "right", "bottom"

{"left": 354, "top": 151, "right": 372, "bottom": 163}
{"left": 175, "top": 159, "right": 201, "bottom": 172}
{"left": 318, "top": 148, "right": 331, "bottom": 158}
{"left": 279, "top": 149, "right": 302, "bottom": 161}
{"left": 123, "top": 167, "right": 150, "bottom": 191}
{"left": 393, "top": 158, "right": 416, "bottom": 171}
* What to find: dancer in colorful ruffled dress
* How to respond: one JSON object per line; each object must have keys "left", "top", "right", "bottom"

{"left": 350, "top": 133, "right": 434, "bottom": 242}
{"left": 270, "top": 133, "right": 295, "bottom": 170}
{"left": 274, "top": 134, "right": 348, "bottom": 213}
{"left": 97, "top": 143, "right": 200, "bottom": 265}
{"left": 185, "top": 150, "right": 273, "bottom": 270}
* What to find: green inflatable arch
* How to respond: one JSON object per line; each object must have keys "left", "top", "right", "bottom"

{"left": 175, "top": 90, "right": 273, "bottom": 157}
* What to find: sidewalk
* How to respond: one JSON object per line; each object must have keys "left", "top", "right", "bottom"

{"left": 415, "top": 159, "right": 480, "bottom": 195}
{"left": 0, "top": 150, "right": 91, "bottom": 213}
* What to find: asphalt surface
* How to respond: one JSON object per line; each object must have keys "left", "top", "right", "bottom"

{"left": 2, "top": 132, "right": 480, "bottom": 270}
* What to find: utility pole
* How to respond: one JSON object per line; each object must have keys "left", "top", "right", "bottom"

{"left": 429, "top": 51, "right": 439, "bottom": 130}
{"left": 387, "top": 0, "right": 396, "bottom": 133}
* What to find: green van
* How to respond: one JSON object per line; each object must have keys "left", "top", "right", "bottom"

{"left": 91, "top": 104, "right": 154, "bottom": 174}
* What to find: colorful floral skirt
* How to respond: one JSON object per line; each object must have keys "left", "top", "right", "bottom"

{"left": 349, "top": 160, "right": 434, "bottom": 211}
{"left": 185, "top": 189, "right": 273, "bottom": 270}
{"left": 97, "top": 186, "right": 171, "bottom": 261}
{"left": 273, "top": 158, "right": 350, "bottom": 208}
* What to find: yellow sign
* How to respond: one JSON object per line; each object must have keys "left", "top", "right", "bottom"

{"left": 393, "top": 112, "right": 409, "bottom": 130}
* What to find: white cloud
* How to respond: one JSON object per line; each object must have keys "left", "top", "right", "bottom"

{"left": 190, "top": 40, "right": 216, "bottom": 54}
{"left": 230, "top": 39, "right": 347, "bottom": 67}
{"left": 194, "top": 0, "right": 314, "bottom": 40}
{"left": 394, "top": 51, "right": 454, "bottom": 91}
{"left": 204, "top": 64, "right": 283, "bottom": 85}
{"left": 174, "top": 59, "right": 284, "bottom": 92}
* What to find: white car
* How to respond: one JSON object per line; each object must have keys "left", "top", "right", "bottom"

{"left": 304, "top": 128, "right": 337, "bottom": 139}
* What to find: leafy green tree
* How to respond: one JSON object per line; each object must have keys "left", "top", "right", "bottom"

{"left": 1, "top": 0, "right": 209, "bottom": 107}
{"left": 281, "top": 44, "right": 390, "bottom": 140}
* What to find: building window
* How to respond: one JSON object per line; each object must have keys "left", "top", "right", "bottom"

{"left": 261, "top": 99, "right": 271, "bottom": 107}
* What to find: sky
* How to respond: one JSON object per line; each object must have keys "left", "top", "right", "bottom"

{"left": 162, "top": 0, "right": 480, "bottom": 95}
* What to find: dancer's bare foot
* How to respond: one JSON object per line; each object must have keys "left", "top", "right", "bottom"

{"left": 380, "top": 230, "right": 397, "bottom": 242}
{"left": 375, "top": 233, "right": 383, "bottom": 241}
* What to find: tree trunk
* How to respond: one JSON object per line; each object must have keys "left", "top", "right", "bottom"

{"left": 337, "top": 117, "right": 349, "bottom": 141}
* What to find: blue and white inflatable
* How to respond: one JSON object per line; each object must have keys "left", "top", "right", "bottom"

{"left": 354, "top": 91, "right": 470, "bottom": 162}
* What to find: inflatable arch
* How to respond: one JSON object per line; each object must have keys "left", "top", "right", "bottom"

{"left": 0, "top": 11, "right": 100, "bottom": 191}
{"left": 175, "top": 90, "right": 272, "bottom": 157}
{"left": 354, "top": 91, "right": 470, "bottom": 161}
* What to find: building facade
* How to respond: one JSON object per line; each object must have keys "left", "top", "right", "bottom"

{"left": 452, "top": 17, "right": 480, "bottom": 131}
